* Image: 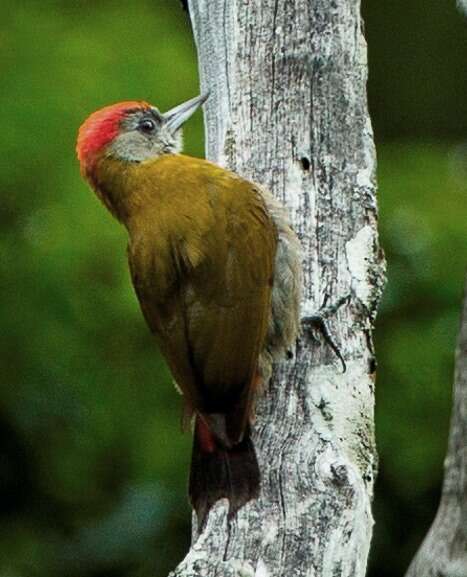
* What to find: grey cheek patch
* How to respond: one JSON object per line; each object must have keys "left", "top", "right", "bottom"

{"left": 108, "top": 126, "right": 183, "bottom": 162}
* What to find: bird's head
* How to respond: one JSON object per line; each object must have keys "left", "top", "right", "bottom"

{"left": 76, "top": 93, "right": 208, "bottom": 176}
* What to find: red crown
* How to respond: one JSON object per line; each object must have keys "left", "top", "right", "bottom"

{"left": 76, "top": 101, "right": 151, "bottom": 172}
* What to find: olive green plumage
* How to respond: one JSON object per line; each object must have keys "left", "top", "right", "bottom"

{"left": 99, "top": 154, "right": 277, "bottom": 442}
{"left": 77, "top": 98, "right": 302, "bottom": 522}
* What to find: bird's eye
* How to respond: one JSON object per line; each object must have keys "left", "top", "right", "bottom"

{"left": 138, "top": 118, "right": 156, "bottom": 134}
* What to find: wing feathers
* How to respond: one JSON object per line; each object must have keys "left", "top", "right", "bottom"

{"left": 128, "top": 155, "right": 277, "bottom": 442}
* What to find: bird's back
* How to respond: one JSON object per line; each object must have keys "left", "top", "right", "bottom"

{"left": 126, "top": 154, "right": 277, "bottom": 441}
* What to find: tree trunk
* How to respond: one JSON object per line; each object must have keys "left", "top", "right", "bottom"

{"left": 171, "top": 1, "right": 385, "bottom": 575}
{"left": 405, "top": 274, "right": 467, "bottom": 577}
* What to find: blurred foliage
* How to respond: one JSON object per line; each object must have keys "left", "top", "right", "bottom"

{"left": 0, "top": 1, "right": 465, "bottom": 576}
{"left": 371, "top": 143, "right": 466, "bottom": 577}
{"left": 364, "top": 0, "right": 467, "bottom": 140}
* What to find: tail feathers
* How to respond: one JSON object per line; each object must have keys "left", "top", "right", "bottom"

{"left": 203, "top": 411, "right": 246, "bottom": 448}
{"left": 189, "top": 417, "right": 260, "bottom": 526}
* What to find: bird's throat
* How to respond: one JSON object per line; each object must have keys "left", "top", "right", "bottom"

{"left": 87, "top": 154, "right": 162, "bottom": 226}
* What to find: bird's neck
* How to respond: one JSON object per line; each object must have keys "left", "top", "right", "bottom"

{"left": 86, "top": 154, "right": 167, "bottom": 226}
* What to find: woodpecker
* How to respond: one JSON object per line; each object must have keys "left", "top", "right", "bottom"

{"left": 76, "top": 94, "right": 302, "bottom": 523}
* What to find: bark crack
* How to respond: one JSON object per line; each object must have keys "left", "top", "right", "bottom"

{"left": 270, "top": 0, "right": 279, "bottom": 115}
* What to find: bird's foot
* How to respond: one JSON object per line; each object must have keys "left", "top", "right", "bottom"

{"left": 301, "top": 293, "right": 350, "bottom": 373}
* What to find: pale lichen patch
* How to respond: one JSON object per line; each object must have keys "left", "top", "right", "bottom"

{"left": 307, "top": 361, "right": 376, "bottom": 479}
{"left": 231, "top": 560, "right": 255, "bottom": 577}
{"left": 255, "top": 559, "right": 271, "bottom": 577}
{"left": 262, "top": 519, "right": 278, "bottom": 545}
{"left": 345, "top": 225, "right": 376, "bottom": 309}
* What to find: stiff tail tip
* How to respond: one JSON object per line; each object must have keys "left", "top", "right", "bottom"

{"left": 189, "top": 417, "right": 260, "bottom": 526}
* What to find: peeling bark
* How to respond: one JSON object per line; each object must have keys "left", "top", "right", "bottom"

{"left": 171, "top": 1, "right": 385, "bottom": 576}
{"left": 405, "top": 274, "right": 467, "bottom": 577}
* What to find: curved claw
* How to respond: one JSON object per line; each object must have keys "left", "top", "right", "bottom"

{"left": 301, "top": 294, "right": 350, "bottom": 374}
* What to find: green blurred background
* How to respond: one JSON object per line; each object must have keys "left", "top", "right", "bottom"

{"left": 0, "top": 1, "right": 465, "bottom": 576}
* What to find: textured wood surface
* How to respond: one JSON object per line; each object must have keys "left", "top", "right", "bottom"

{"left": 406, "top": 274, "right": 467, "bottom": 577}
{"left": 170, "top": 1, "right": 386, "bottom": 575}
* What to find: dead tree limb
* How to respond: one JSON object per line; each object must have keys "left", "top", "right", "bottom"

{"left": 406, "top": 273, "right": 467, "bottom": 577}
{"left": 171, "top": 1, "right": 386, "bottom": 575}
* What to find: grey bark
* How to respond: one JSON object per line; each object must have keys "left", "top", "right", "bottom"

{"left": 171, "top": 1, "right": 385, "bottom": 576}
{"left": 406, "top": 274, "right": 467, "bottom": 577}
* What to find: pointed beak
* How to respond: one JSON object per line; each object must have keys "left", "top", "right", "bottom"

{"left": 162, "top": 92, "right": 209, "bottom": 133}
